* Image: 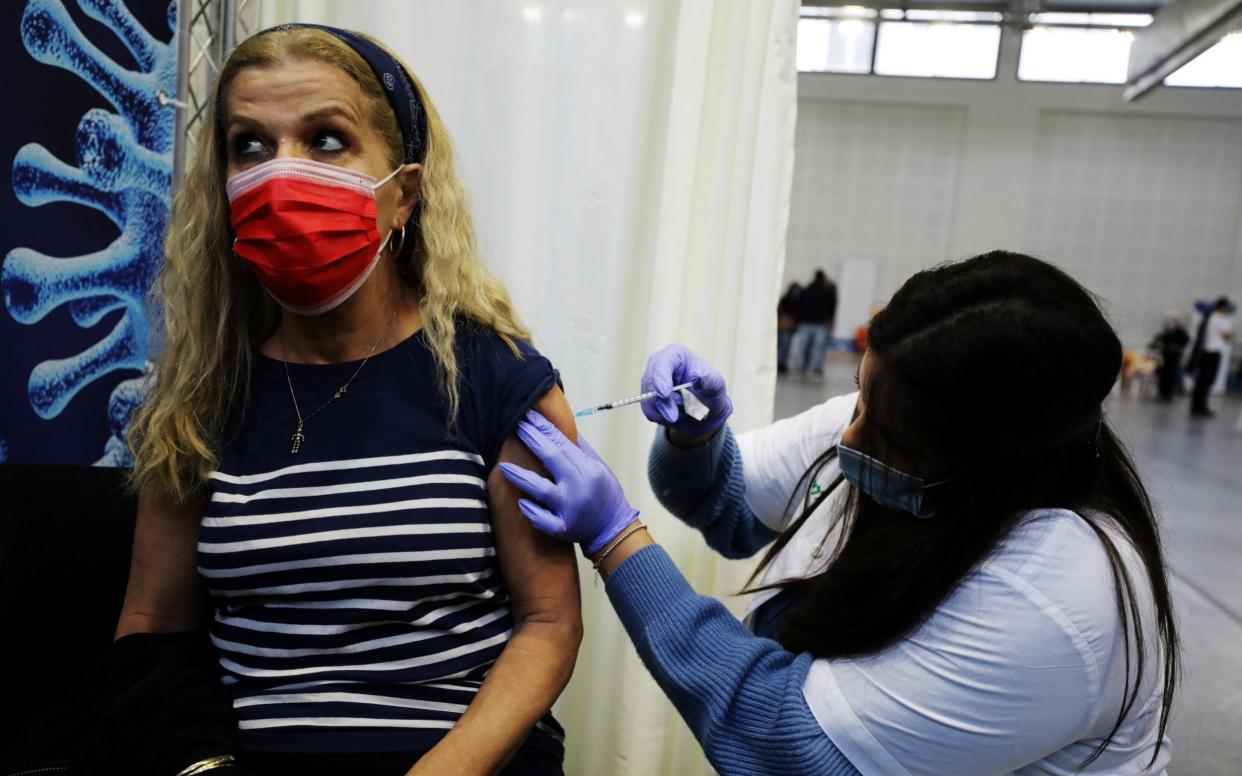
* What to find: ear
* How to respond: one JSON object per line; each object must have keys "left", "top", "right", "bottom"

{"left": 391, "top": 162, "right": 423, "bottom": 230}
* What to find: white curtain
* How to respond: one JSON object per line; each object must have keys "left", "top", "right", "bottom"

{"left": 257, "top": 2, "right": 798, "bottom": 772}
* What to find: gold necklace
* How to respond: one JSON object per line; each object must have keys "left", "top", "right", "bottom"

{"left": 280, "top": 309, "right": 400, "bottom": 455}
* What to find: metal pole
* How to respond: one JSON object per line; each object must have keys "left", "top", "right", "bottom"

{"left": 172, "top": 0, "right": 195, "bottom": 194}
{"left": 219, "top": 0, "right": 236, "bottom": 57}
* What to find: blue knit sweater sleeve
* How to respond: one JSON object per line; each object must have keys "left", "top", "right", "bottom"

{"left": 607, "top": 545, "right": 859, "bottom": 776}
{"left": 647, "top": 428, "right": 777, "bottom": 559}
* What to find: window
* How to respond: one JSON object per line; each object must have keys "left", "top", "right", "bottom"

{"left": 797, "top": 6, "right": 1002, "bottom": 79}
{"left": 796, "top": 6, "right": 876, "bottom": 74}
{"left": 1018, "top": 13, "right": 1152, "bottom": 84}
{"left": 875, "top": 10, "right": 1002, "bottom": 79}
{"left": 1165, "top": 33, "right": 1242, "bottom": 88}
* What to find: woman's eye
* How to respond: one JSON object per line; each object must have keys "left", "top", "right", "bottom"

{"left": 314, "top": 131, "right": 348, "bottom": 152}
{"left": 232, "top": 135, "right": 265, "bottom": 158}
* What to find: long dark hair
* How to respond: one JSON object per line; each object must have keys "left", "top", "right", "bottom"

{"left": 751, "top": 251, "right": 1178, "bottom": 767}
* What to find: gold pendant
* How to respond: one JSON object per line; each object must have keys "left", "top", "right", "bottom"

{"left": 290, "top": 421, "right": 305, "bottom": 454}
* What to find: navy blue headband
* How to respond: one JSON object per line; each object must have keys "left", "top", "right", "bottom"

{"left": 242, "top": 23, "right": 427, "bottom": 164}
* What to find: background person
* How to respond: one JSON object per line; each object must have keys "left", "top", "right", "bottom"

{"left": 1149, "top": 312, "right": 1189, "bottom": 402}
{"left": 1190, "top": 297, "right": 1234, "bottom": 418}
{"left": 777, "top": 282, "right": 801, "bottom": 374}
{"left": 788, "top": 270, "right": 837, "bottom": 379}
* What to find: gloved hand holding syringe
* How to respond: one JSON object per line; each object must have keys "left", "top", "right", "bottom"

{"left": 573, "top": 345, "right": 733, "bottom": 436}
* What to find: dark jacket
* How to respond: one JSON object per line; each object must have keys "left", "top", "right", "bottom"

{"left": 794, "top": 281, "right": 837, "bottom": 325}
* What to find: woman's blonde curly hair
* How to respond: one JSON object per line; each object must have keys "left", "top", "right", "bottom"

{"left": 128, "top": 27, "right": 529, "bottom": 502}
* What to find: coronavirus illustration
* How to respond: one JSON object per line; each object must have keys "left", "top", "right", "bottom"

{"left": 3, "top": 0, "right": 176, "bottom": 465}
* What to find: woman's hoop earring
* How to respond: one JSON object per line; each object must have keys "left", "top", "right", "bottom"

{"left": 390, "top": 226, "right": 406, "bottom": 256}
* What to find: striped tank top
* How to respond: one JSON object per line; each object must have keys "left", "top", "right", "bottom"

{"left": 198, "top": 323, "right": 563, "bottom": 756}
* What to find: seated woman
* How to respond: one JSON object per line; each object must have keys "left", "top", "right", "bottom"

{"left": 122, "top": 24, "right": 581, "bottom": 776}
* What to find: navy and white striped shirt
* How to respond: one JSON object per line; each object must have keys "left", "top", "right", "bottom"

{"left": 199, "top": 323, "right": 563, "bottom": 756}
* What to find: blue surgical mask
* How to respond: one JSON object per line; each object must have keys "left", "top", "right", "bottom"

{"left": 837, "top": 443, "right": 950, "bottom": 519}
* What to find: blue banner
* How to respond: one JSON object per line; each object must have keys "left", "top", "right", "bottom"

{"left": 2, "top": 0, "right": 177, "bottom": 466}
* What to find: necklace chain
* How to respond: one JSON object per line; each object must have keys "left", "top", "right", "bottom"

{"left": 280, "top": 309, "right": 400, "bottom": 455}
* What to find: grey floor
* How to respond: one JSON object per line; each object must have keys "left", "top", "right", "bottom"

{"left": 773, "top": 356, "right": 1242, "bottom": 775}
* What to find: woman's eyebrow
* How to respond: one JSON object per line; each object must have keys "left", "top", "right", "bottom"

{"left": 226, "top": 104, "right": 358, "bottom": 132}
{"left": 226, "top": 113, "right": 261, "bottom": 132}
{"left": 298, "top": 103, "right": 359, "bottom": 125}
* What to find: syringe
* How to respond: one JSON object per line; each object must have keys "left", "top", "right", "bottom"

{"left": 574, "top": 382, "right": 697, "bottom": 418}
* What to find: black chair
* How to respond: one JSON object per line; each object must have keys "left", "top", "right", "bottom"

{"left": 0, "top": 463, "right": 136, "bottom": 754}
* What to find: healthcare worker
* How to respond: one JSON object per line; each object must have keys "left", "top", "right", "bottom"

{"left": 499, "top": 252, "right": 1179, "bottom": 776}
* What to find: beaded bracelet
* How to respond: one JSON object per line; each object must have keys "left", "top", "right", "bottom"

{"left": 591, "top": 522, "right": 647, "bottom": 575}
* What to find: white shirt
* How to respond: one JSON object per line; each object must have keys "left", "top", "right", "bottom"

{"left": 1204, "top": 311, "right": 1233, "bottom": 355}
{"left": 736, "top": 393, "right": 1170, "bottom": 776}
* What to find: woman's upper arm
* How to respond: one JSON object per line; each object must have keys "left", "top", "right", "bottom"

{"left": 114, "top": 487, "right": 205, "bottom": 638}
{"left": 487, "top": 386, "right": 582, "bottom": 628}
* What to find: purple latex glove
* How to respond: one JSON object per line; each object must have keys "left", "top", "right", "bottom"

{"left": 498, "top": 410, "right": 640, "bottom": 555}
{"left": 640, "top": 344, "right": 733, "bottom": 436}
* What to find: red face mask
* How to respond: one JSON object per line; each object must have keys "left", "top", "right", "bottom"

{"left": 227, "top": 158, "right": 402, "bottom": 315}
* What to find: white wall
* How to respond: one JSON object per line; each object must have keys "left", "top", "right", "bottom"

{"left": 788, "top": 26, "right": 1242, "bottom": 348}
